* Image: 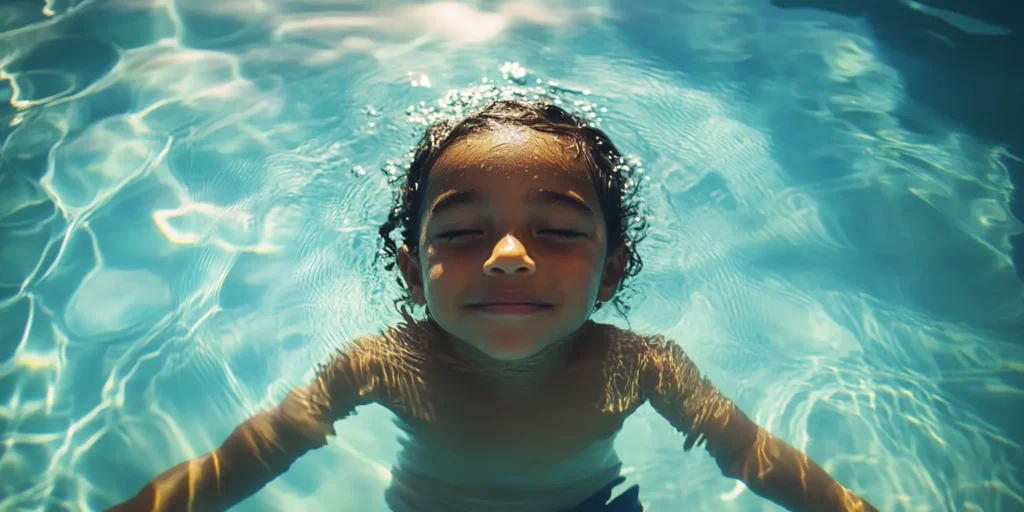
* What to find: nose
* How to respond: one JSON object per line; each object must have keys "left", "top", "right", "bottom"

{"left": 484, "top": 234, "right": 536, "bottom": 276}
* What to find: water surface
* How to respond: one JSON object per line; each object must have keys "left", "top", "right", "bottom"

{"left": 1, "top": 1, "right": 1022, "bottom": 511}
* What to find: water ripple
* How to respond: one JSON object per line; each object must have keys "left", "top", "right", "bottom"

{"left": 0, "top": 1, "right": 1021, "bottom": 511}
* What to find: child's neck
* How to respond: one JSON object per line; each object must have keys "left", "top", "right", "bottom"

{"left": 442, "top": 323, "right": 591, "bottom": 394}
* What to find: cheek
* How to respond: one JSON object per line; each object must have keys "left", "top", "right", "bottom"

{"left": 557, "top": 247, "right": 604, "bottom": 275}
{"left": 428, "top": 263, "right": 444, "bottom": 281}
{"left": 419, "top": 244, "right": 444, "bottom": 282}
{"left": 552, "top": 257, "right": 604, "bottom": 293}
{"left": 422, "top": 249, "right": 473, "bottom": 293}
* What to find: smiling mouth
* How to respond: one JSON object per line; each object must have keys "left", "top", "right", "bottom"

{"left": 468, "top": 302, "right": 553, "bottom": 315}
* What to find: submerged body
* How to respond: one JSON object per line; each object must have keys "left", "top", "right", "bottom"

{"left": 323, "top": 320, "right": 721, "bottom": 512}
{"left": 377, "top": 322, "right": 635, "bottom": 511}
{"left": 110, "top": 101, "right": 877, "bottom": 512}
{"left": 110, "top": 318, "right": 871, "bottom": 512}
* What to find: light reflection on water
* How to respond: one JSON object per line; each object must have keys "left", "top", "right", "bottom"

{"left": 0, "top": 1, "right": 1021, "bottom": 511}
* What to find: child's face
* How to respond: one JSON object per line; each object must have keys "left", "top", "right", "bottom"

{"left": 399, "top": 126, "right": 625, "bottom": 361}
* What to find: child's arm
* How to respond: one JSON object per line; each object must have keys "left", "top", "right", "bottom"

{"left": 640, "top": 337, "right": 878, "bottom": 512}
{"left": 109, "top": 339, "right": 381, "bottom": 512}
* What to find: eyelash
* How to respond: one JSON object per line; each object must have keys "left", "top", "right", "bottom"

{"left": 435, "top": 229, "right": 586, "bottom": 241}
{"left": 539, "top": 229, "right": 586, "bottom": 239}
{"left": 436, "top": 229, "right": 481, "bottom": 241}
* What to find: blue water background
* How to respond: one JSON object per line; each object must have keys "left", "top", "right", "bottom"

{"left": 1, "top": 1, "right": 1021, "bottom": 511}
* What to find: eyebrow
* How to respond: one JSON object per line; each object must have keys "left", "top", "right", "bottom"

{"left": 428, "top": 188, "right": 596, "bottom": 219}
{"left": 429, "top": 189, "right": 483, "bottom": 218}
{"left": 527, "top": 189, "right": 596, "bottom": 218}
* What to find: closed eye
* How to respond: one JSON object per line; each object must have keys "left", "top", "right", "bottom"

{"left": 539, "top": 229, "right": 587, "bottom": 239}
{"left": 436, "top": 229, "right": 482, "bottom": 241}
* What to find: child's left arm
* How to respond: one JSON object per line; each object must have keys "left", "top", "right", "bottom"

{"left": 639, "top": 337, "right": 878, "bottom": 512}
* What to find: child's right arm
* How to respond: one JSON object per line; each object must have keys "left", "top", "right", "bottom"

{"left": 109, "top": 339, "right": 382, "bottom": 512}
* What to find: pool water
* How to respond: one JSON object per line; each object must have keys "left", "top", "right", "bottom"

{"left": 1, "top": 1, "right": 1022, "bottom": 511}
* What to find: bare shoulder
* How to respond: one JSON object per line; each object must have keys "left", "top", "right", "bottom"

{"left": 584, "top": 322, "right": 686, "bottom": 362}
{"left": 584, "top": 322, "right": 706, "bottom": 397}
{"left": 318, "top": 319, "right": 439, "bottom": 372}
{"left": 581, "top": 322, "right": 688, "bottom": 414}
{"left": 314, "top": 320, "right": 442, "bottom": 420}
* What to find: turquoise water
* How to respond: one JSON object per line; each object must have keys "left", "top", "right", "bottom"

{"left": 1, "top": 1, "right": 1022, "bottom": 511}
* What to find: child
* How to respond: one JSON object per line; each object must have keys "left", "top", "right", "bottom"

{"left": 110, "top": 101, "right": 878, "bottom": 512}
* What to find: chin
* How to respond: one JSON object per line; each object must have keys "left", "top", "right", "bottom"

{"left": 478, "top": 340, "right": 543, "bottom": 360}
{"left": 472, "top": 334, "right": 551, "bottom": 361}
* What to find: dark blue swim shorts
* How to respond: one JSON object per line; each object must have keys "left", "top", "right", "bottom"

{"left": 563, "top": 476, "right": 642, "bottom": 512}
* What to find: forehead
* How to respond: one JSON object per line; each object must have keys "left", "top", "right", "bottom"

{"left": 425, "top": 127, "right": 597, "bottom": 200}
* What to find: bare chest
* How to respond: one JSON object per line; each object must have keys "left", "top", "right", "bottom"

{"left": 386, "top": 365, "right": 642, "bottom": 474}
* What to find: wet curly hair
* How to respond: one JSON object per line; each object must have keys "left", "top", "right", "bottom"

{"left": 377, "top": 99, "right": 648, "bottom": 317}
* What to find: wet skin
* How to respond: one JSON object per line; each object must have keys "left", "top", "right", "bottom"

{"left": 109, "top": 128, "right": 878, "bottom": 512}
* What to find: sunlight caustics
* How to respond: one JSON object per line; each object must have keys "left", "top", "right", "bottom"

{"left": 0, "top": 0, "right": 1021, "bottom": 511}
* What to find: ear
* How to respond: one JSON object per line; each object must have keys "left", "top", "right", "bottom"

{"left": 597, "top": 245, "right": 627, "bottom": 303}
{"left": 398, "top": 245, "right": 427, "bottom": 305}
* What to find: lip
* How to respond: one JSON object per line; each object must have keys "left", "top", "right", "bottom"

{"left": 466, "top": 297, "right": 553, "bottom": 315}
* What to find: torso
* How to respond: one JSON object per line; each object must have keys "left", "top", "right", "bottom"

{"left": 367, "top": 321, "right": 646, "bottom": 511}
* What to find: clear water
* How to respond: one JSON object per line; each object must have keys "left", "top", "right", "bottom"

{"left": 1, "top": 1, "right": 1022, "bottom": 511}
